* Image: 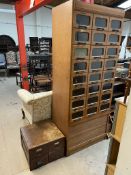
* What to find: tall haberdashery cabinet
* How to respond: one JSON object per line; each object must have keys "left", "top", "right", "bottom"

{"left": 52, "top": 0, "right": 125, "bottom": 155}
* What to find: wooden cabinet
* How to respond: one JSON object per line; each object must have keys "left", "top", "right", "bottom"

{"left": 20, "top": 120, "right": 65, "bottom": 170}
{"left": 52, "top": 0, "right": 125, "bottom": 155}
{"left": 105, "top": 98, "right": 127, "bottom": 175}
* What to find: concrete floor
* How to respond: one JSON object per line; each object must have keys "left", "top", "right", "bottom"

{"left": 0, "top": 77, "right": 109, "bottom": 175}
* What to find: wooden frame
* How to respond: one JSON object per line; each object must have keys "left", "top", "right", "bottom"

{"left": 107, "top": 32, "right": 121, "bottom": 46}
{"left": 103, "top": 70, "right": 116, "bottom": 81}
{"left": 71, "top": 85, "right": 86, "bottom": 99}
{"left": 109, "top": 17, "right": 123, "bottom": 32}
{"left": 88, "top": 71, "right": 102, "bottom": 84}
{"left": 88, "top": 83, "right": 101, "bottom": 95}
{"left": 93, "top": 14, "right": 109, "bottom": 31}
{"left": 73, "top": 11, "right": 93, "bottom": 29}
{"left": 106, "top": 46, "right": 120, "bottom": 59}
{"left": 90, "top": 46, "right": 106, "bottom": 59}
{"left": 72, "top": 60, "right": 89, "bottom": 73}
{"left": 71, "top": 97, "right": 86, "bottom": 111}
{"left": 72, "top": 45, "right": 90, "bottom": 60}
{"left": 91, "top": 30, "right": 107, "bottom": 45}
{"left": 89, "top": 59, "right": 104, "bottom": 72}
{"left": 73, "top": 28, "right": 91, "bottom": 45}
{"left": 104, "top": 59, "right": 117, "bottom": 70}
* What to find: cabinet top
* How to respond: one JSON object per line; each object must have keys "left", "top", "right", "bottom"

{"left": 20, "top": 119, "right": 65, "bottom": 149}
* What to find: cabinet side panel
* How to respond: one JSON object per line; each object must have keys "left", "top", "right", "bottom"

{"left": 52, "top": 1, "right": 73, "bottom": 135}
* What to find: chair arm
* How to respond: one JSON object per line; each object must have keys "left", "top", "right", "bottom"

{"left": 17, "top": 89, "right": 34, "bottom": 104}
{"left": 33, "top": 91, "right": 53, "bottom": 101}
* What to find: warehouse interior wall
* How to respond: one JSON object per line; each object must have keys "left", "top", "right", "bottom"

{"left": 0, "top": 3, "right": 52, "bottom": 45}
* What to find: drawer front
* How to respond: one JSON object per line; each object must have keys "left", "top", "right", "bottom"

{"left": 70, "top": 108, "right": 85, "bottom": 122}
{"left": 88, "top": 72, "right": 102, "bottom": 84}
{"left": 72, "top": 60, "right": 89, "bottom": 73}
{"left": 109, "top": 17, "right": 123, "bottom": 32}
{"left": 92, "top": 30, "right": 107, "bottom": 45}
{"left": 49, "top": 139, "right": 65, "bottom": 162}
{"left": 93, "top": 14, "right": 109, "bottom": 31}
{"left": 87, "top": 93, "right": 99, "bottom": 106}
{"left": 72, "top": 45, "right": 90, "bottom": 60}
{"left": 90, "top": 46, "right": 106, "bottom": 59}
{"left": 30, "top": 155, "right": 48, "bottom": 171}
{"left": 104, "top": 59, "right": 117, "bottom": 70}
{"left": 71, "top": 97, "right": 86, "bottom": 111}
{"left": 100, "top": 102, "right": 111, "bottom": 112}
{"left": 73, "top": 11, "right": 93, "bottom": 29}
{"left": 73, "top": 29, "right": 91, "bottom": 45}
{"left": 106, "top": 46, "right": 120, "bottom": 59}
{"left": 88, "top": 83, "right": 101, "bottom": 95}
{"left": 86, "top": 105, "right": 99, "bottom": 116}
{"left": 72, "top": 74, "right": 87, "bottom": 86}
{"left": 107, "top": 32, "right": 121, "bottom": 46}
{"left": 71, "top": 85, "right": 86, "bottom": 98}
{"left": 89, "top": 59, "right": 104, "bottom": 72}
{"left": 103, "top": 70, "right": 115, "bottom": 81}
{"left": 100, "top": 91, "right": 112, "bottom": 102}
{"left": 29, "top": 144, "right": 48, "bottom": 159}
{"left": 102, "top": 81, "right": 114, "bottom": 92}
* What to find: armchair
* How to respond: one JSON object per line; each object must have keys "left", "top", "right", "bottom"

{"left": 17, "top": 89, "right": 52, "bottom": 124}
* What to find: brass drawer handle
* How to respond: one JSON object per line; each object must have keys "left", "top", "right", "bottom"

{"left": 36, "top": 148, "right": 43, "bottom": 152}
{"left": 54, "top": 142, "right": 60, "bottom": 146}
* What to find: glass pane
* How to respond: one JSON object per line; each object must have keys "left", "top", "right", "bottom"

{"left": 73, "top": 75, "right": 86, "bottom": 84}
{"left": 75, "top": 48, "right": 88, "bottom": 58}
{"left": 91, "top": 61, "right": 102, "bottom": 69}
{"left": 89, "top": 85, "right": 99, "bottom": 93}
{"left": 95, "top": 17, "right": 107, "bottom": 28}
{"left": 100, "top": 103, "right": 110, "bottom": 110}
{"left": 106, "top": 60, "right": 116, "bottom": 68}
{"left": 103, "top": 83, "right": 112, "bottom": 90}
{"left": 90, "top": 74, "right": 101, "bottom": 81}
{"left": 74, "top": 62, "right": 87, "bottom": 71}
{"left": 94, "top": 33, "right": 105, "bottom": 42}
{"left": 102, "top": 94, "right": 111, "bottom": 100}
{"left": 87, "top": 107, "right": 97, "bottom": 115}
{"left": 72, "top": 100, "right": 84, "bottom": 108}
{"left": 72, "top": 111, "right": 83, "bottom": 120}
{"left": 72, "top": 88, "right": 85, "bottom": 96}
{"left": 109, "top": 34, "right": 119, "bottom": 43}
{"left": 75, "top": 32, "right": 89, "bottom": 42}
{"left": 92, "top": 48, "right": 104, "bottom": 56}
{"left": 111, "top": 20, "right": 121, "bottom": 29}
{"left": 107, "top": 48, "right": 117, "bottom": 56}
{"left": 104, "top": 72, "right": 114, "bottom": 79}
{"left": 88, "top": 96, "right": 98, "bottom": 104}
{"left": 76, "top": 14, "right": 90, "bottom": 26}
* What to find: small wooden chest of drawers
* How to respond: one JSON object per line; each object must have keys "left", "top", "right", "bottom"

{"left": 20, "top": 120, "right": 65, "bottom": 171}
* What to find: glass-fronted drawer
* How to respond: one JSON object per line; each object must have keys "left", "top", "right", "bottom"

{"left": 103, "top": 70, "right": 115, "bottom": 81}
{"left": 107, "top": 32, "right": 121, "bottom": 45}
{"left": 89, "top": 59, "right": 104, "bottom": 72}
{"left": 88, "top": 83, "right": 101, "bottom": 94}
{"left": 71, "top": 108, "right": 85, "bottom": 122}
{"left": 71, "top": 97, "right": 85, "bottom": 110}
{"left": 106, "top": 46, "right": 119, "bottom": 59}
{"left": 73, "top": 29, "right": 91, "bottom": 44}
{"left": 102, "top": 81, "right": 114, "bottom": 92}
{"left": 100, "top": 91, "right": 112, "bottom": 102}
{"left": 109, "top": 17, "right": 123, "bottom": 32}
{"left": 72, "top": 60, "right": 88, "bottom": 73}
{"left": 104, "top": 59, "right": 117, "bottom": 70}
{"left": 93, "top": 14, "right": 109, "bottom": 31}
{"left": 74, "top": 11, "right": 93, "bottom": 29}
{"left": 92, "top": 30, "right": 107, "bottom": 45}
{"left": 72, "top": 85, "right": 86, "bottom": 98}
{"left": 100, "top": 102, "right": 111, "bottom": 112}
{"left": 86, "top": 105, "right": 98, "bottom": 116}
{"left": 87, "top": 94, "right": 99, "bottom": 106}
{"left": 90, "top": 46, "right": 106, "bottom": 59}
{"left": 89, "top": 72, "right": 102, "bottom": 84}
{"left": 73, "top": 45, "right": 90, "bottom": 60}
{"left": 72, "top": 74, "right": 87, "bottom": 86}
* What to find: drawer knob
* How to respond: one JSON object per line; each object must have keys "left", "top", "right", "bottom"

{"left": 36, "top": 148, "right": 43, "bottom": 152}
{"left": 54, "top": 141, "right": 60, "bottom": 146}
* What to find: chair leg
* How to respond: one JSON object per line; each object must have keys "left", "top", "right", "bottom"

{"left": 21, "top": 109, "right": 25, "bottom": 119}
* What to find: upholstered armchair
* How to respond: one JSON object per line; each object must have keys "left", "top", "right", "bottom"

{"left": 17, "top": 89, "right": 52, "bottom": 124}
